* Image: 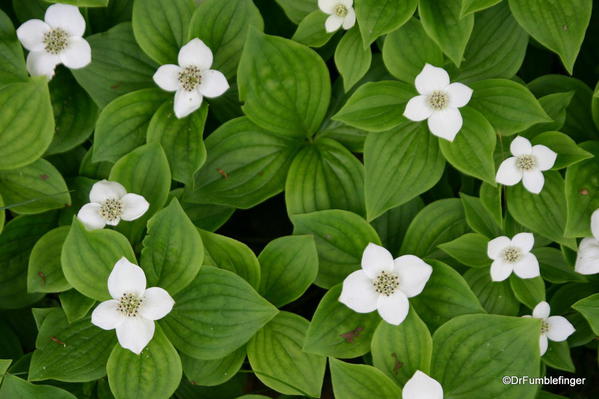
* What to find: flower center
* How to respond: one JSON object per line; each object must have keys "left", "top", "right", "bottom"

{"left": 99, "top": 198, "right": 123, "bottom": 222}
{"left": 427, "top": 90, "right": 449, "bottom": 111}
{"left": 502, "top": 246, "right": 522, "bottom": 263}
{"left": 541, "top": 320, "right": 549, "bottom": 334}
{"left": 117, "top": 292, "right": 143, "bottom": 317}
{"left": 516, "top": 154, "right": 537, "bottom": 171}
{"left": 334, "top": 4, "right": 349, "bottom": 17}
{"left": 178, "top": 66, "right": 202, "bottom": 92}
{"left": 43, "top": 28, "right": 69, "bottom": 54}
{"left": 372, "top": 271, "right": 400, "bottom": 296}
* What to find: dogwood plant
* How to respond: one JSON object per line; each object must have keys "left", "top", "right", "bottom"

{"left": 16, "top": 3, "right": 91, "bottom": 79}
{"left": 575, "top": 208, "right": 599, "bottom": 275}
{"left": 318, "top": 0, "right": 356, "bottom": 32}
{"left": 77, "top": 180, "right": 149, "bottom": 230}
{"left": 153, "top": 38, "right": 229, "bottom": 119}
{"left": 91, "top": 258, "right": 175, "bottom": 354}
{"left": 487, "top": 233, "right": 540, "bottom": 281}
{"left": 403, "top": 371, "right": 443, "bottom": 399}
{"left": 403, "top": 64, "right": 473, "bottom": 142}
{"left": 523, "top": 301, "right": 575, "bottom": 356}
{"left": 339, "top": 243, "right": 432, "bottom": 325}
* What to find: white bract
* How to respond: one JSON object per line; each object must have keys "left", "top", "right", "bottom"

{"left": 92, "top": 258, "right": 175, "bottom": 354}
{"left": 487, "top": 233, "right": 540, "bottom": 282}
{"left": 153, "top": 38, "right": 229, "bottom": 119}
{"left": 574, "top": 208, "right": 599, "bottom": 275}
{"left": 523, "top": 301, "right": 575, "bottom": 356}
{"left": 403, "top": 64, "right": 473, "bottom": 142}
{"left": 77, "top": 180, "right": 149, "bottom": 230}
{"left": 496, "top": 136, "right": 557, "bottom": 194}
{"left": 339, "top": 243, "right": 432, "bottom": 325}
{"left": 16, "top": 4, "right": 91, "bottom": 79}
{"left": 318, "top": 0, "right": 356, "bottom": 32}
{"left": 403, "top": 371, "right": 443, "bottom": 399}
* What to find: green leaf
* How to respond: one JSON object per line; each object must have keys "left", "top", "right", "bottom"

{"left": 72, "top": 23, "right": 158, "bottom": 108}
{"left": 572, "top": 293, "right": 599, "bottom": 335}
{"left": 543, "top": 341, "right": 575, "bottom": 373}
{"left": 460, "top": 192, "right": 503, "bottom": 238}
{"left": 509, "top": 275, "right": 545, "bottom": 309}
{"left": 438, "top": 233, "right": 490, "bottom": 268}
{"left": 0, "top": 159, "right": 70, "bottom": 214}
{"left": 523, "top": 92, "right": 574, "bottom": 137}
{"left": 508, "top": 0, "right": 592, "bottom": 73}
{"left": 419, "top": 0, "right": 474, "bottom": 66}
{"left": 44, "top": 0, "right": 109, "bottom": 6}
{"left": 274, "top": 0, "right": 316, "bottom": 24}
{"left": 460, "top": 0, "right": 501, "bottom": 16}
{"left": 27, "top": 226, "right": 71, "bottom": 293}
{"left": 59, "top": 289, "right": 95, "bottom": 323}
{"left": 593, "top": 82, "right": 599, "bottom": 131}
{"left": 335, "top": 28, "right": 372, "bottom": 91}
{"left": 258, "top": 235, "right": 318, "bottom": 307}
{"left": 0, "top": 9, "right": 27, "bottom": 85}
{"left": 179, "top": 200, "right": 234, "bottom": 232}
{"left": 161, "top": 266, "right": 278, "bottom": 360}
{"left": 464, "top": 268, "right": 520, "bottom": 315}
{"left": 29, "top": 310, "right": 115, "bottom": 382}
{"left": 371, "top": 197, "right": 424, "bottom": 256}
{"left": 141, "top": 199, "right": 203, "bottom": 295}
{"left": 534, "top": 247, "right": 586, "bottom": 284}
{"left": 304, "top": 284, "right": 380, "bottom": 358}
{"left": 329, "top": 358, "right": 402, "bottom": 399}
{"left": 0, "top": 374, "right": 76, "bottom": 399}
{"left": 132, "top": 0, "right": 195, "bottom": 64}
{"left": 480, "top": 182, "right": 503, "bottom": 226}
{"left": 0, "top": 79, "right": 54, "bottom": 170}
{"left": 292, "top": 10, "right": 334, "bottom": 48}
{"left": 285, "top": 138, "right": 365, "bottom": 217}
{"left": 354, "top": 0, "right": 417, "bottom": 46}
{"left": 291, "top": 209, "right": 380, "bottom": 288}
{"left": 364, "top": 122, "right": 445, "bottom": 220}
{"left": 382, "top": 18, "right": 443, "bottom": 83}
{"left": 531, "top": 131, "right": 592, "bottom": 170}
{"left": 61, "top": 218, "right": 136, "bottom": 301}
{"left": 107, "top": 327, "right": 182, "bottom": 399}
{"left": 181, "top": 346, "right": 245, "bottom": 387}
{"left": 371, "top": 308, "right": 432, "bottom": 385}
{"left": 469, "top": 79, "right": 550, "bottom": 136}
{"left": 431, "top": 314, "right": 540, "bottom": 399}
{"left": 333, "top": 81, "right": 415, "bottom": 132}
{"left": 0, "top": 193, "right": 4, "bottom": 234}
{"left": 187, "top": 0, "right": 263, "bottom": 78}
{"left": 248, "top": 312, "right": 326, "bottom": 397}
{"left": 0, "top": 359, "right": 10, "bottom": 385}
{"left": 238, "top": 30, "right": 331, "bottom": 138}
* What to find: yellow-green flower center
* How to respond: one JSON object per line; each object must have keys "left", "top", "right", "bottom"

{"left": 516, "top": 154, "right": 537, "bottom": 171}
{"left": 335, "top": 4, "right": 348, "bottom": 17}
{"left": 502, "top": 246, "right": 522, "bottom": 263}
{"left": 178, "top": 65, "right": 202, "bottom": 92}
{"left": 99, "top": 198, "right": 123, "bottom": 222}
{"left": 43, "top": 28, "right": 69, "bottom": 54}
{"left": 117, "top": 292, "right": 143, "bottom": 317}
{"left": 373, "top": 271, "right": 400, "bottom": 296}
{"left": 427, "top": 90, "right": 449, "bottom": 111}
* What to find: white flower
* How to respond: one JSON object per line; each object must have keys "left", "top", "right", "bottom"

{"left": 91, "top": 258, "right": 175, "bottom": 354}
{"left": 318, "top": 0, "right": 356, "bottom": 32}
{"left": 403, "top": 371, "right": 443, "bottom": 399}
{"left": 403, "top": 64, "right": 473, "bottom": 142}
{"left": 496, "top": 136, "right": 557, "bottom": 194}
{"left": 574, "top": 208, "right": 599, "bottom": 275}
{"left": 153, "top": 38, "right": 229, "bottom": 119}
{"left": 523, "top": 301, "right": 575, "bottom": 356}
{"left": 487, "top": 232, "right": 540, "bottom": 282}
{"left": 16, "top": 4, "right": 91, "bottom": 79}
{"left": 339, "top": 243, "right": 432, "bottom": 325}
{"left": 77, "top": 180, "right": 149, "bottom": 230}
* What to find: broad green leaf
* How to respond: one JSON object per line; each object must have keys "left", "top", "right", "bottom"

{"left": 364, "top": 122, "right": 445, "bottom": 220}
{"left": 292, "top": 10, "right": 334, "bottom": 48}
{"left": 543, "top": 341, "right": 575, "bottom": 373}
{"left": 248, "top": 312, "right": 326, "bottom": 397}
{"left": 44, "top": 0, "right": 108, "bottom": 6}
{"left": 329, "top": 358, "right": 402, "bottom": 399}
{"left": 0, "top": 374, "right": 76, "bottom": 399}
{"left": 460, "top": 192, "right": 503, "bottom": 238}
{"left": 469, "top": 79, "right": 550, "bottom": 136}
{"left": 107, "top": 327, "right": 182, "bottom": 399}
{"left": 0, "top": 193, "right": 4, "bottom": 233}
{"left": 0, "top": 9, "right": 27, "bottom": 85}
{"left": 141, "top": 199, "right": 203, "bottom": 295}
{"left": 534, "top": 247, "right": 586, "bottom": 284}
{"left": 438, "top": 233, "right": 490, "bottom": 268}
{"left": 594, "top": 82, "right": 599, "bottom": 131}
{"left": 285, "top": 138, "right": 365, "bottom": 217}
{"left": 181, "top": 346, "right": 245, "bottom": 386}
{"left": 161, "top": 266, "right": 278, "bottom": 360}
{"left": 179, "top": 200, "right": 234, "bottom": 232}
{"left": 371, "top": 197, "right": 424, "bottom": 256}
{"left": 523, "top": 92, "right": 574, "bottom": 137}
{"left": 564, "top": 143, "right": 599, "bottom": 237}
{"left": 460, "top": 0, "right": 501, "bottom": 16}
{"left": 72, "top": 23, "right": 158, "bottom": 107}
{"left": 304, "top": 284, "right": 380, "bottom": 358}
{"left": 431, "top": 314, "right": 540, "bottom": 399}
{"left": 572, "top": 293, "right": 599, "bottom": 335}
{"left": 508, "top": 0, "right": 592, "bottom": 73}
{"left": 238, "top": 30, "right": 331, "bottom": 138}
{"left": 291, "top": 209, "right": 380, "bottom": 288}
{"left": 0, "top": 79, "right": 54, "bottom": 170}
{"left": 59, "top": 289, "right": 95, "bottom": 323}
{"left": 0, "top": 359, "right": 10, "bottom": 385}
{"left": 419, "top": 0, "right": 474, "bottom": 66}
{"left": 371, "top": 308, "right": 432, "bottom": 385}
{"left": 439, "top": 108, "right": 496, "bottom": 184}
{"left": 0, "top": 159, "right": 70, "bottom": 214}
{"left": 464, "top": 268, "right": 520, "bottom": 316}
{"left": 29, "top": 310, "right": 115, "bottom": 382}
{"left": 335, "top": 27, "right": 372, "bottom": 91}
{"left": 333, "top": 81, "right": 415, "bottom": 132}
{"left": 187, "top": 0, "right": 263, "bottom": 78}
{"left": 12, "top": 0, "right": 47, "bottom": 22}
{"left": 382, "top": 18, "right": 443, "bottom": 83}
{"left": 531, "top": 131, "right": 592, "bottom": 170}
{"left": 27, "top": 226, "right": 71, "bottom": 293}
{"left": 79, "top": 149, "right": 113, "bottom": 180}
{"left": 354, "top": 0, "right": 417, "bottom": 46}
{"left": 509, "top": 275, "right": 545, "bottom": 309}
{"left": 480, "top": 182, "right": 503, "bottom": 226}
{"left": 258, "top": 235, "right": 318, "bottom": 308}
{"left": 274, "top": 0, "right": 316, "bottom": 24}
{"left": 61, "top": 218, "right": 136, "bottom": 301}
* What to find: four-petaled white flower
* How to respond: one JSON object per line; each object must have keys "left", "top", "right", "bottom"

{"left": 487, "top": 233, "right": 540, "bottom": 282}
{"left": 16, "top": 4, "right": 91, "bottom": 79}
{"left": 77, "top": 180, "right": 149, "bottom": 231}
{"left": 403, "top": 370, "right": 443, "bottom": 399}
{"left": 496, "top": 136, "right": 557, "bottom": 194}
{"left": 403, "top": 64, "right": 473, "bottom": 142}
{"left": 575, "top": 208, "right": 599, "bottom": 275}
{"left": 92, "top": 258, "right": 175, "bottom": 354}
{"left": 318, "top": 0, "right": 356, "bottom": 32}
{"left": 339, "top": 243, "right": 432, "bottom": 325}
{"left": 153, "top": 38, "right": 229, "bottom": 119}
{"left": 523, "top": 301, "right": 575, "bottom": 356}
